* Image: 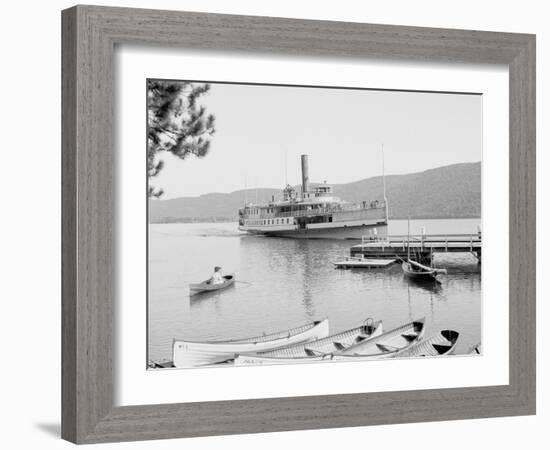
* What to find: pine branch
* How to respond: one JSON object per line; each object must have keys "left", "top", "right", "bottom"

{"left": 147, "top": 81, "right": 216, "bottom": 197}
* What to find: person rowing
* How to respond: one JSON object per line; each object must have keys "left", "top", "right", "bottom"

{"left": 208, "top": 266, "right": 224, "bottom": 285}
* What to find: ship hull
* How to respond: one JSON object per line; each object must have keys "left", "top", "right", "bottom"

{"left": 244, "top": 223, "right": 386, "bottom": 240}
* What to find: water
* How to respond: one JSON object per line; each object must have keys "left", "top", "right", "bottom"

{"left": 148, "top": 218, "right": 481, "bottom": 363}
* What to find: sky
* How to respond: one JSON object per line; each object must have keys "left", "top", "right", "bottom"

{"left": 150, "top": 82, "right": 482, "bottom": 199}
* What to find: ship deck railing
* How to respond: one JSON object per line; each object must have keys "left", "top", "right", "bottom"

{"left": 245, "top": 202, "right": 386, "bottom": 219}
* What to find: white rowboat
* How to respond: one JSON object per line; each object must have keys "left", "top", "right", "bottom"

{"left": 173, "top": 318, "right": 330, "bottom": 368}
{"left": 331, "top": 318, "right": 426, "bottom": 360}
{"left": 392, "top": 330, "right": 459, "bottom": 358}
{"left": 189, "top": 273, "right": 235, "bottom": 296}
{"left": 234, "top": 319, "right": 383, "bottom": 366}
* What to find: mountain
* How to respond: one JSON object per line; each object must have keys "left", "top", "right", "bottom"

{"left": 148, "top": 162, "right": 481, "bottom": 223}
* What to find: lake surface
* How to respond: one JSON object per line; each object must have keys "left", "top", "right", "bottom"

{"left": 148, "top": 218, "right": 481, "bottom": 363}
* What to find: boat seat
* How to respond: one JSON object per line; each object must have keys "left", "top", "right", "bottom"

{"left": 304, "top": 348, "right": 325, "bottom": 357}
{"left": 362, "top": 325, "right": 374, "bottom": 334}
{"left": 376, "top": 343, "right": 399, "bottom": 352}
{"left": 401, "top": 333, "right": 418, "bottom": 342}
{"left": 433, "top": 344, "right": 452, "bottom": 355}
{"left": 333, "top": 342, "right": 346, "bottom": 351}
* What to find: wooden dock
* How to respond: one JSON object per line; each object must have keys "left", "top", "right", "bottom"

{"left": 351, "top": 233, "right": 482, "bottom": 264}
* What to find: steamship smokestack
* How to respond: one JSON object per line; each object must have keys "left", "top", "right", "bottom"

{"left": 301, "top": 154, "right": 309, "bottom": 194}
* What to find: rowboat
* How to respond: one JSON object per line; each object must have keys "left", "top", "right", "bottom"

{"left": 391, "top": 330, "right": 459, "bottom": 358}
{"left": 189, "top": 273, "right": 235, "bottom": 296}
{"left": 234, "top": 319, "right": 383, "bottom": 366}
{"left": 401, "top": 260, "right": 446, "bottom": 281}
{"left": 173, "top": 318, "right": 330, "bottom": 368}
{"left": 333, "top": 257, "right": 395, "bottom": 269}
{"left": 331, "top": 318, "right": 426, "bottom": 360}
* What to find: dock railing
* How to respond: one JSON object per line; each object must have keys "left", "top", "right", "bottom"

{"left": 361, "top": 233, "right": 482, "bottom": 251}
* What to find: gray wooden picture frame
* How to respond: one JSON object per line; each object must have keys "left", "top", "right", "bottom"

{"left": 61, "top": 5, "right": 536, "bottom": 444}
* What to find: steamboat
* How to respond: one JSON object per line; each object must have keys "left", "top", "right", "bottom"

{"left": 238, "top": 155, "right": 388, "bottom": 239}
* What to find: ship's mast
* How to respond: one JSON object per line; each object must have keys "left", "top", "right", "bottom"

{"left": 244, "top": 174, "right": 247, "bottom": 206}
{"left": 382, "top": 144, "right": 389, "bottom": 222}
{"left": 407, "top": 215, "right": 411, "bottom": 261}
{"left": 284, "top": 149, "right": 288, "bottom": 186}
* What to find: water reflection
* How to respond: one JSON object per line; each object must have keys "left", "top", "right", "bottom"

{"left": 406, "top": 277, "right": 443, "bottom": 294}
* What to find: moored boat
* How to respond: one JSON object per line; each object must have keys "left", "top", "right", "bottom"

{"left": 189, "top": 273, "right": 235, "bottom": 296}
{"left": 332, "top": 318, "right": 426, "bottom": 360}
{"left": 173, "top": 318, "right": 330, "bottom": 368}
{"left": 400, "top": 218, "right": 447, "bottom": 280}
{"left": 401, "top": 260, "right": 446, "bottom": 280}
{"left": 234, "top": 319, "right": 383, "bottom": 366}
{"left": 333, "top": 257, "right": 395, "bottom": 269}
{"left": 391, "top": 330, "right": 459, "bottom": 358}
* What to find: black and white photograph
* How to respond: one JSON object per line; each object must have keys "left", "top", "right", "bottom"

{"left": 2, "top": 0, "right": 542, "bottom": 447}
{"left": 147, "top": 79, "right": 482, "bottom": 369}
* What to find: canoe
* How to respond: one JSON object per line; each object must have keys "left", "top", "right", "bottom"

{"left": 189, "top": 273, "right": 235, "bottom": 296}
{"left": 333, "top": 257, "right": 395, "bottom": 269}
{"left": 391, "top": 330, "right": 460, "bottom": 358}
{"left": 173, "top": 318, "right": 330, "bottom": 368}
{"left": 331, "top": 318, "right": 426, "bottom": 360}
{"left": 234, "top": 319, "right": 383, "bottom": 366}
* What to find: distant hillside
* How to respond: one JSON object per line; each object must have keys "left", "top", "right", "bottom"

{"left": 149, "top": 162, "right": 481, "bottom": 223}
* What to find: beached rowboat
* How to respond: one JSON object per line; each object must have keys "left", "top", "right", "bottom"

{"left": 189, "top": 274, "right": 235, "bottom": 296}
{"left": 391, "top": 330, "right": 459, "bottom": 358}
{"left": 173, "top": 318, "right": 330, "bottom": 368}
{"left": 331, "top": 318, "right": 426, "bottom": 360}
{"left": 234, "top": 319, "right": 383, "bottom": 366}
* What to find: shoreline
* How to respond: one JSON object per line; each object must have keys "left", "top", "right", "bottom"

{"left": 149, "top": 216, "right": 482, "bottom": 225}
